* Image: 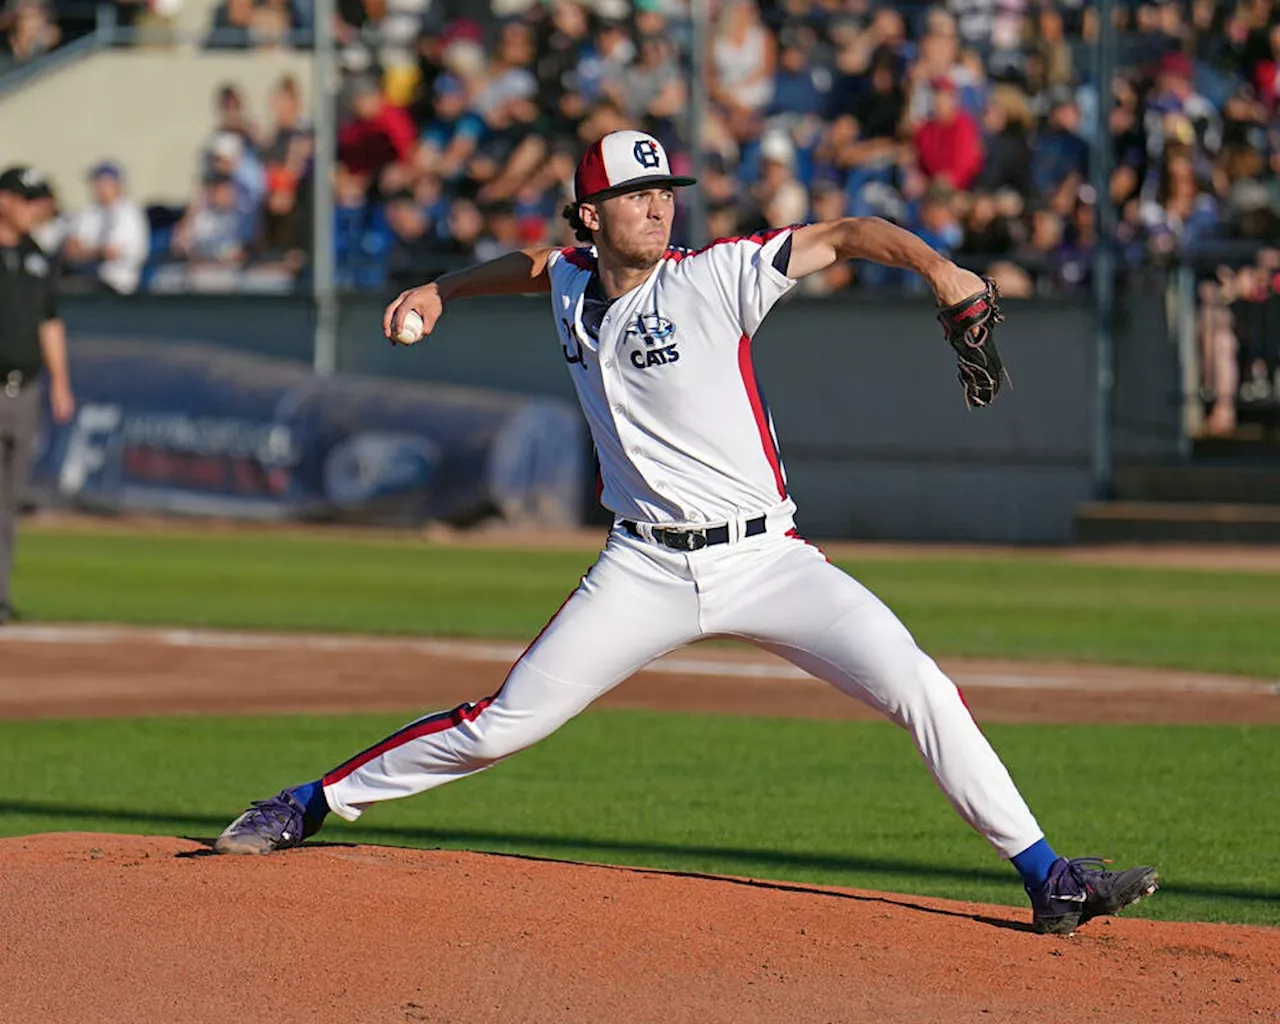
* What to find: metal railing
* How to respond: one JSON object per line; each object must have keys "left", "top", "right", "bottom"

{"left": 0, "top": 5, "right": 318, "bottom": 96}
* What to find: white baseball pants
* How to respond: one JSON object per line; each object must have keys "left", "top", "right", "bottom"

{"left": 323, "top": 526, "right": 1044, "bottom": 859}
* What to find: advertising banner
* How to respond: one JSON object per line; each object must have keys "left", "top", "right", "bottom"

{"left": 31, "top": 339, "right": 586, "bottom": 526}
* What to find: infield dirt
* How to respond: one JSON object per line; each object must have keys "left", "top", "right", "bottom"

{"left": 0, "top": 833, "right": 1276, "bottom": 1024}
{"left": 2, "top": 625, "right": 1278, "bottom": 724}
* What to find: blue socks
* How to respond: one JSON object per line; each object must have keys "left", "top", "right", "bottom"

{"left": 1012, "top": 838, "right": 1060, "bottom": 889}
{"left": 288, "top": 780, "right": 331, "bottom": 837}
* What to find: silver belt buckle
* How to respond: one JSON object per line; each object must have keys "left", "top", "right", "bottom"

{"left": 3, "top": 371, "right": 20, "bottom": 398}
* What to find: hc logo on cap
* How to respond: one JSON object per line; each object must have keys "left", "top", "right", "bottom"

{"left": 572, "top": 129, "right": 696, "bottom": 202}
{"left": 633, "top": 140, "right": 662, "bottom": 170}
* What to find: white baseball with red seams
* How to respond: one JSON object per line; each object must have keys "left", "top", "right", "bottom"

{"left": 321, "top": 137, "right": 1045, "bottom": 863}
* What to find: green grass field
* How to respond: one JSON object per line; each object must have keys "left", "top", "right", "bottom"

{"left": 6, "top": 525, "right": 1279, "bottom": 926}
{"left": 0, "top": 712, "right": 1274, "bottom": 925}
{"left": 15, "top": 525, "right": 1280, "bottom": 676}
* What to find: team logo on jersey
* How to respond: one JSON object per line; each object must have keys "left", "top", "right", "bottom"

{"left": 633, "top": 140, "right": 662, "bottom": 169}
{"left": 626, "top": 313, "right": 678, "bottom": 369}
{"left": 626, "top": 313, "right": 674, "bottom": 345}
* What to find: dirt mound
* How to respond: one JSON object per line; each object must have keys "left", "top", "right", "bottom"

{"left": 1, "top": 834, "right": 1274, "bottom": 1024}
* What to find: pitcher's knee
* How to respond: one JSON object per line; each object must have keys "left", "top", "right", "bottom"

{"left": 459, "top": 706, "right": 568, "bottom": 764}
{"left": 883, "top": 650, "right": 967, "bottom": 725}
{"left": 463, "top": 723, "right": 529, "bottom": 764}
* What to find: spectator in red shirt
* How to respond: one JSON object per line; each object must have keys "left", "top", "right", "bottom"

{"left": 1254, "top": 24, "right": 1280, "bottom": 114}
{"left": 337, "top": 75, "right": 417, "bottom": 181}
{"left": 914, "top": 77, "right": 984, "bottom": 191}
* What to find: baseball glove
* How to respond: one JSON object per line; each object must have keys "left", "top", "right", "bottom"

{"left": 937, "top": 277, "right": 1008, "bottom": 409}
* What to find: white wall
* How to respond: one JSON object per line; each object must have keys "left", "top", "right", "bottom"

{"left": 0, "top": 48, "right": 313, "bottom": 207}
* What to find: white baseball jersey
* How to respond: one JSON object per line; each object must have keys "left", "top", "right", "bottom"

{"left": 546, "top": 229, "right": 799, "bottom": 526}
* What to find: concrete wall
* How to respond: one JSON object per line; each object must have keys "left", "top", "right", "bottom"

{"left": 0, "top": 49, "right": 312, "bottom": 207}
{"left": 59, "top": 288, "right": 1181, "bottom": 542}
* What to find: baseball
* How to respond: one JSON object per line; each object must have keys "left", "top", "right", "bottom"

{"left": 394, "top": 310, "right": 425, "bottom": 345}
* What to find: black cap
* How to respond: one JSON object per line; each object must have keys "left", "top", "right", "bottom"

{"left": 0, "top": 165, "right": 48, "bottom": 200}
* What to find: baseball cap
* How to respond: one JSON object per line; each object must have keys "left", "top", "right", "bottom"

{"left": 573, "top": 130, "right": 696, "bottom": 203}
{"left": 210, "top": 131, "right": 244, "bottom": 161}
{"left": 89, "top": 160, "right": 122, "bottom": 181}
{"left": 1159, "top": 50, "right": 1192, "bottom": 79}
{"left": 0, "top": 165, "right": 48, "bottom": 200}
{"left": 434, "top": 73, "right": 465, "bottom": 96}
{"left": 759, "top": 130, "right": 795, "bottom": 167}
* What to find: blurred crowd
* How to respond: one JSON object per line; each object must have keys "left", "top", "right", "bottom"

{"left": 0, "top": 0, "right": 62, "bottom": 71}
{"left": 10, "top": 0, "right": 1280, "bottom": 298}
{"left": 29, "top": 75, "right": 314, "bottom": 294}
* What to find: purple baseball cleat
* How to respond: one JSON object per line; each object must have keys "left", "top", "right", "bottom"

{"left": 1028, "top": 856, "right": 1160, "bottom": 935}
{"left": 214, "top": 789, "right": 310, "bottom": 855}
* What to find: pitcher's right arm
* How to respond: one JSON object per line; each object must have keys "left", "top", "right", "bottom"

{"left": 383, "top": 247, "right": 557, "bottom": 342}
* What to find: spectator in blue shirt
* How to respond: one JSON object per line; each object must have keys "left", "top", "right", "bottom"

{"left": 171, "top": 172, "right": 256, "bottom": 269}
{"left": 768, "top": 27, "right": 828, "bottom": 121}
{"left": 206, "top": 130, "right": 267, "bottom": 220}
{"left": 384, "top": 190, "right": 438, "bottom": 290}
{"left": 914, "top": 185, "right": 964, "bottom": 257}
{"left": 1143, "top": 147, "right": 1221, "bottom": 256}
{"left": 576, "top": 18, "right": 633, "bottom": 103}
{"left": 332, "top": 165, "right": 388, "bottom": 289}
{"left": 1030, "top": 92, "right": 1089, "bottom": 200}
{"left": 417, "top": 75, "right": 485, "bottom": 184}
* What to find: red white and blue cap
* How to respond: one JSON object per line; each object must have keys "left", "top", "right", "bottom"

{"left": 573, "top": 130, "right": 697, "bottom": 204}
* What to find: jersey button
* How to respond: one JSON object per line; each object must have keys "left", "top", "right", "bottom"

{"left": 604, "top": 359, "right": 614, "bottom": 369}
{"left": 613, "top": 404, "right": 625, "bottom": 414}
{"left": 630, "top": 447, "right": 642, "bottom": 456}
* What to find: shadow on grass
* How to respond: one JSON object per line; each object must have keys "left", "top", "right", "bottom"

{"left": 0, "top": 798, "right": 1272, "bottom": 912}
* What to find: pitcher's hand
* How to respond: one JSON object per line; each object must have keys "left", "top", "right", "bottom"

{"left": 383, "top": 283, "right": 445, "bottom": 344}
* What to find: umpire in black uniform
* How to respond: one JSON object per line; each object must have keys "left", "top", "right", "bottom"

{"left": 0, "top": 165, "right": 76, "bottom": 624}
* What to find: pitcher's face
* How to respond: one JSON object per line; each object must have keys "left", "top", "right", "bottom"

{"left": 583, "top": 188, "right": 675, "bottom": 269}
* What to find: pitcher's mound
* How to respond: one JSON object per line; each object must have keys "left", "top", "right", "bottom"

{"left": 0, "top": 833, "right": 1274, "bottom": 1023}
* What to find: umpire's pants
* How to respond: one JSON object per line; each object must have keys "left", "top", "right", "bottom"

{"left": 0, "top": 383, "right": 39, "bottom": 607}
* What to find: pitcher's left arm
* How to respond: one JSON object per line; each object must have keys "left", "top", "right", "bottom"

{"left": 785, "top": 218, "right": 1008, "bottom": 407}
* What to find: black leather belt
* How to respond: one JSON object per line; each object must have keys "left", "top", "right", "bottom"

{"left": 620, "top": 515, "right": 766, "bottom": 551}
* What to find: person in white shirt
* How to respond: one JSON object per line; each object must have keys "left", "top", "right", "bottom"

{"left": 62, "top": 162, "right": 149, "bottom": 295}
{"left": 213, "top": 130, "right": 1158, "bottom": 938}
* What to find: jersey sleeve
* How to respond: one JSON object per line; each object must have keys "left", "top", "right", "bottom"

{"left": 699, "top": 229, "right": 799, "bottom": 338}
{"left": 548, "top": 246, "right": 595, "bottom": 285}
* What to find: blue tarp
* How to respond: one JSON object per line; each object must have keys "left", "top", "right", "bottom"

{"left": 31, "top": 338, "right": 586, "bottom": 526}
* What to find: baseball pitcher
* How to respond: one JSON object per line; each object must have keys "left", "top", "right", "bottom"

{"left": 216, "top": 131, "right": 1157, "bottom": 936}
